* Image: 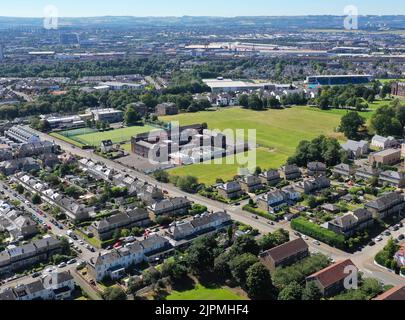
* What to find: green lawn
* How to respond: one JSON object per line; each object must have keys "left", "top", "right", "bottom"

{"left": 162, "top": 106, "right": 345, "bottom": 184}
{"left": 169, "top": 147, "right": 286, "bottom": 185}
{"left": 166, "top": 284, "right": 247, "bottom": 301}
{"left": 56, "top": 125, "right": 156, "bottom": 146}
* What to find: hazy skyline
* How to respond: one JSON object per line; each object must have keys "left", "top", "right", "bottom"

{"left": 0, "top": 0, "right": 404, "bottom": 17}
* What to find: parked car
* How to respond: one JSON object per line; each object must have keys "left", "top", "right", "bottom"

{"left": 313, "top": 240, "right": 321, "bottom": 246}
{"left": 67, "top": 259, "right": 77, "bottom": 265}
{"left": 58, "top": 262, "right": 67, "bottom": 268}
{"left": 31, "top": 272, "right": 41, "bottom": 278}
{"left": 398, "top": 234, "right": 405, "bottom": 241}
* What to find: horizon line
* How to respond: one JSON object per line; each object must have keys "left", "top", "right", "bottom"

{"left": 0, "top": 14, "right": 405, "bottom": 19}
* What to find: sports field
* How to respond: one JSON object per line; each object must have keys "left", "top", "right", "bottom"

{"left": 166, "top": 284, "right": 247, "bottom": 300}
{"left": 52, "top": 125, "right": 156, "bottom": 147}
{"left": 163, "top": 106, "right": 347, "bottom": 185}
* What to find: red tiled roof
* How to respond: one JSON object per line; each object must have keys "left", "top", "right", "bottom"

{"left": 307, "top": 259, "right": 357, "bottom": 289}
{"left": 374, "top": 284, "right": 405, "bottom": 301}
{"left": 261, "top": 238, "right": 308, "bottom": 263}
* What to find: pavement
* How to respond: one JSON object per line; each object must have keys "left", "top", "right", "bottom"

{"left": 31, "top": 128, "right": 405, "bottom": 286}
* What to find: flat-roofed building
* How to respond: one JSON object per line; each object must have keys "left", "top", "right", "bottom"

{"left": 89, "top": 108, "right": 124, "bottom": 123}
{"left": 306, "top": 75, "right": 373, "bottom": 87}
{"left": 203, "top": 78, "right": 275, "bottom": 93}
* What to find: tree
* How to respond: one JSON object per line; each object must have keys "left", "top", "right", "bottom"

{"left": 238, "top": 94, "right": 249, "bottom": 108}
{"left": 229, "top": 253, "right": 259, "bottom": 285}
{"left": 153, "top": 170, "right": 169, "bottom": 183}
{"left": 229, "top": 235, "right": 260, "bottom": 257}
{"left": 103, "top": 286, "right": 127, "bottom": 300}
{"left": 278, "top": 281, "right": 303, "bottom": 300}
{"left": 127, "top": 277, "right": 144, "bottom": 295}
{"left": 185, "top": 236, "right": 218, "bottom": 275}
{"left": 60, "top": 237, "right": 71, "bottom": 256}
{"left": 124, "top": 105, "right": 141, "bottom": 126}
{"left": 175, "top": 175, "right": 199, "bottom": 193}
{"left": 16, "top": 184, "right": 24, "bottom": 194}
{"left": 248, "top": 94, "right": 264, "bottom": 110}
{"left": 245, "top": 262, "right": 275, "bottom": 300}
{"left": 258, "top": 229, "right": 289, "bottom": 251}
{"left": 254, "top": 166, "right": 262, "bottom": 175}
{"left": 288, "top": 135, "right": 343, "bottom": 167}
{"left": 302, "top": 282, "right": 322, "bottom": 300}
{"left": 214, "top": 252, "right": 232, "bottom": 279}
{"left": 161, "top": 259, "right": 188, "bottom": 283}
{"left": 370, "top": 105, "right": 403, "bottom": 137}
{"left": 339, "top": 111, "right": 365, "bottom": 139}
{"left": 31, "top": 193, "right": 42, "bottom": 205}
{"left": 142, "top": 268, "right": 161, "bottom": 285}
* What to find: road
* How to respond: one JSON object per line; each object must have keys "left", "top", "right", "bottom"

{"left": 34, "top": 128, "right": 405, "bottom": 286}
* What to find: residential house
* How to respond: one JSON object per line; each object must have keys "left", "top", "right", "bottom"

{"left": 239, "top": 175, "right": 263, "bottom": 193}
{"left": 0, "top": 157, "right": 40, "bottom": 175}
{"left": 87, "top": 242, "right": 145, "bottom": 282}
{"left": 369, "top": 148, "right": 402, "bottom": 166}
{"left": 306, "top": 259, "right": 358, "bottom": 297}
{"left": 155, "top": 103, "right": 178, "bottom": 116}
{"left": 332, "top": 163, "right": 354, "bottom": 178}
{"left": 342, "top": 140, "right": 369, "bottom": 159}
{"left": 281, "top": 186, "right": 301, "bottom": 202}
{"left": 293, "top": 176, "right": 330, "bottom": 195}
{"left": 217, "top": 181, "right": 243, "bottom": 200}
{"left": 0, "top": 236, "right": 62, "bottom": 275}
{"left": 17, "top": 141, "right": 56, "bottom": 158}
{"left": 257, "top": 190, "right": 287, "bottom": 213}
{"left": 167, "top": 211, "right": 232, "bottom": 242}
{"left": 259, "top": 170, "right": 281, "bottom": 186}
{"left": 328, "top": 209, "right": 374, "bottom": 238}
{"left": 307, "top": 162, "right": 327, "bottom": 177}
{"left": 355, "top": 165, "right": 380, "bottom": 181}
{"left": 147, "top": 197, "right": 191, "bottom": 218}
{"left": 140, "top": 235, "right": 173, "bottom": 262}
{"left": 260, "top": 238, "right": 309, "bottom": 272}
{"left": 280, "top": 164, "right": 302, "bottom": 181}
{"left": 379, "top": 171, "right": 405, "bottom": 188}
{"left": 90, "top": 208, "right": 151, "bottom": 241}
{"left": 365, "top": 192, "right": 405, "bottom": 219}
{"left": 321, "top": 203, "right": 340, "bottom": 214}
{"left": 100, "top": 140, "right": 113, "bottom": 153}
{"left": 371, "top": 135, "right": 397, "bottom": 150}
{"left": 130, "top": 102, "right": 148, "bottom": 117}
{"left": 374, "top": 284, "right": 405, "bottom": 301}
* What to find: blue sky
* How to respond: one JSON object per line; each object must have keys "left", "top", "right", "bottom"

{"left": 1, "top": 0, "right": 404, "bottom": 17}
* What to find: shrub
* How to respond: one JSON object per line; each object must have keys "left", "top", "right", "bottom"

{"left": 291, "top": 218, "right": 346, "bottom": 249}
{"left": 243, "top": 204, "right": 277, "bottom": 221}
